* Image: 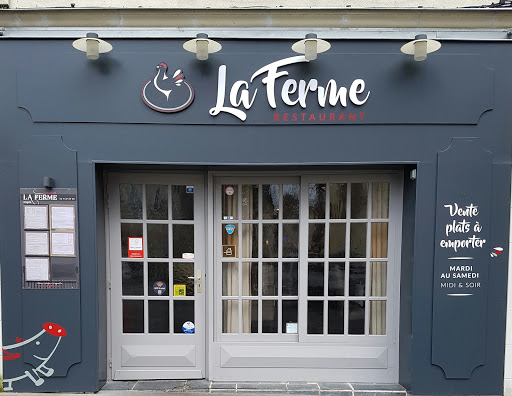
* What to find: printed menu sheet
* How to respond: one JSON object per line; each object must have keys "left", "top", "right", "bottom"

{"left": 24, "top": 206, "right": 48, "bottom": 230}
{"left": 51, "top": 232, "right": 75, "bottom": 256}
{"left": 25, "top": 258, "right": 50, "bottom": 281}
{"left": 51, "top": 205, "right": 75, "bottom": 230}
{"left": 25, "top": 232, "right": 49, "bottom": 256}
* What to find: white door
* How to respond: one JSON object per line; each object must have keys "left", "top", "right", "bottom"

{"left": 108, "top": 173, "right": 205, "bottom": 380}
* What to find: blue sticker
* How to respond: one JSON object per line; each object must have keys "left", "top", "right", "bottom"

{"left": 186, "top": 186, "right": 194, "bottom": 194}
{"left": 153, "top": 281, "right": 167, "bottom": 295}
{"left": 182, "top": 321, "right": 195, "bottom": 334}
{"left": 225, "top": 224, "right": 235, "bottom": 235}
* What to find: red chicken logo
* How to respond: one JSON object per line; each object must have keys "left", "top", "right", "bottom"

{"left": 141, "top": 62, "right": 194, "bottom": 113}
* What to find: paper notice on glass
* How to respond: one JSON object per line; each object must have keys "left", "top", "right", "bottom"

{"left": 25, "top": 232, "right": 49, "bottom": 256}
{"left": 51, "top": 206, "right": 75, "bottom": 230}
{"left": 25, "top": 258, "right": 50, "bottom": 281}
{"left": 24, "top": 205, "right": 48, "bottom": 230}
{"left": 286, "top": 322, "right": 298, "bottom": 334}
{"left": 51, "top": 232, "right": 75, "bottom": 256}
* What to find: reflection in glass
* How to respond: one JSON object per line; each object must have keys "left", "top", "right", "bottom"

{"left": 328, "top": 262, "right": 345, "bottom": 296}
{"left": 262, "top": 300, "right": 278, "bottom": 333}
{"left": 328, "top": 300, "right": 344, "bottom": 334}
{"left": 372, "top": 182, "right": 390, "bottom": 219}
{"left": 309, "top": 184, "right": 326, "bottom": 219}
{"left": 349, "top": 301, "right": 365, "bottom": 334}
{"left": 242, "top": 224, "right": 258, "bottom": 258}
{"left": 149, "top": 300, "right": 170, "bottom": 333}
{"left": 308, "top": 223, "right": 325, "bottom": 258}
{"left": 308, "top": 262, "right": 324, "bottom": 296}
{"left": 120, "top": 184, "right": 142, "bottom": 219}
{"left": 242, "top": 185, "right": 258, "bottom": 220}
{"left": 174, "top": 300, "right": 194, "bottom": 333}
{"left": 174, "top": 262, "right": 195, "bottom": 296}
{"left": 242, "top": 300, "right": 258, "bottom": 333}
{"left": 242, "top": 262, "right": 258, "bottom": 296}
{"left": 350, "top": 223, "right": 367, "bottom": 258}
{"left": 146, "top": 184, "right": 168, "bottom": 220}
{"left": 349, "top": 262, "right": 366, "bottom": 296}
{"left": 173, "top": 224, "right": 194, "bottom": 259}
{"left": 351, "top": 183, "right": 368, "bottom": 219}
{"left": 121, "top": 223, "right": 143, "bottom": 258}
{"left": 148, "top": 262, "right": 169, "bottom": 296}
{"left": 262, "top": 185, "right": 280, "bottom": 220}
{"left": 370, "top": 301, "right": 386, "bottom": 335}
{"left": 307, "top": 300, "right": 323, "bottom": 334}
{"left": 172, "top": 185, "right": 194, "bottom": 220}
{"left": 282, "top": 300, "right": 298, "bottom": 333}
{"left": 222, "top": 262, "right": 239, "bottom": 296}
{"left": 122, "top": 262, "right": 144, "bottom": 296}
{"left": 330, "top": 183, "right": 347, "bottom": 219}
{"left": 282, "top": 262, "right": 298, "bottom": 296}
{"left": 262, "top": 262, "right": 278, "bottom": 296}
{"left": 329, "top": 223, "right": 346, "bottom": 258}
{"left": 222, "top": 185, "right": 238, "bottom": 220}
{"left": 263, "top": 224, "right": 278, "bottom": 258}
{"left": 147, "top": 224, "right": 169, "bottom": 258}
{"left": 371, "top": 223, "right": 388, "bottom": 258}
{"left": 282, "top": 223, "right": 299, "bottom": 258}
{"left": 123, "top": 300, "right": 144, "bottom": 333}
{"left": 283, "top": 184, "right": 300, "bottom": 219}
{"left": 370, "top": 262, "right": 387, "bottom": 297}
{"left": 223, "top": 300, "right": 239, "bottom": 333}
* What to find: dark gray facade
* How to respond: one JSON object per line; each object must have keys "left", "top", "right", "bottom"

{"left": 0, "top": 37, "right": 510, "bottom": 395}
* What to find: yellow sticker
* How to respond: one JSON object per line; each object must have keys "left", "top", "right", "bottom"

{"left": 174, "top": 284, "right": 186, "bottom": 296}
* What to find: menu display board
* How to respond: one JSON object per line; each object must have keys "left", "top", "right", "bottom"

{"left": 20, "top": 188, "right": 79, "bottom": 289}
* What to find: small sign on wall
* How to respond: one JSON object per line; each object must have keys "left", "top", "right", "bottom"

{"left": 128, "top": 237, "right": 143, "bottom": 258}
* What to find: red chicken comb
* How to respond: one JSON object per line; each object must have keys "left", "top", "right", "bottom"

{"left": 158, "top": 62, "right": 168, "bottom": 69}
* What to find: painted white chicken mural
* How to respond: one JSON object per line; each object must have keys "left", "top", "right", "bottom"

{"left": 142, "top": 62, "right": 194, "bottom": 113}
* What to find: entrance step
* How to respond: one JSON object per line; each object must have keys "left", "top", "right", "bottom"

{"left": 101, "top": 381, "right": 406, "bottom": 395}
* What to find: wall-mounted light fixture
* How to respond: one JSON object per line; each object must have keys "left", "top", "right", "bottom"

{"left": 43, "top": 177, "right": 55, "bottom": 189}
{"left": 400, "top": 34, "right": 441, "bottom": 62}
{"left": 183, "top": 33, "right": 222, "bottom": 61}
{"left": 72, "top": 33, "right": 113, "bottom": 60}
{"left": 291, "top": 33, "right": 331, "bottom": 61}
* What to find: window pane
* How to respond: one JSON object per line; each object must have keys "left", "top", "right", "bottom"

{"left": 242, "top": 224, "right": 258, "bottom": 258}
{"left": 222, "top": 300, "right": 239, "bottom": 333}
{"left": 282, "top": 223, "right": 299, "bottom": 258}
{"left": 121, "top": 223, "right": 143, "bottom": 258}
{"left": 262, "top": 300, "right": 278, "bottom": 333}
{"left": 372, "top": 182, "right": 390, "bottom": 219}
{"left": 370, "top": 262, "right": 387, "bottom": 297}
{"left": 309, "top": 184, "right": 326, "bottom": 219}
{"left": 146, "top": 184, "right": 168, "bottom": 220}
{"left": 242, "top": 262, "right": 258, "bottom": 296}
{"left": 349, "top": 301, "right": 365, "bottom": 335}
{"left": 328, "top": 262, "right": 345, "bottom": 296}
{"left": 242, "top": 185, "right": 259, "bottom": 220}
{"left": 328, "top": 301, "right": 344, "bottom": 334}
{"left": 222, "top": 185, "right": 238, "bottom": 220}
{"left": 370, "top": 301, "right": 386, "bottom": 335}
{"left": 263, "top": 224, "right": 278, "bottom": 258}
{"left": 173, "top": 224, "right": 194, "bottom": 259}
{"left": 330, "top": 183, "right": 347, "bottom": 219}
{"left": 371, "top": 223, "right": 388, "bottom": 258}
{"left": 262, "top": 262, "right": 278, "bottom": 296}
{"left": 349, "top": 262, "right": 366, "bottom": 296}
{"left": 123, "top": 300, "right": 144, "bottom": 333}
{"left": 262, "top": 185, "right": 280, "bottom": 220}
{"left": 329, "top": 223, "right": 346, "bottom": 258}
{"left": 242, "top": 300, "right": 258, "bottom": 334}
{"left": 350, "top": 223, "right": 367, "bottom": 258}
{"left": 122, "top": 262, "right": 144, "bottom": 296}
{"left": 148, "top": 262, "right": 169, "bottom": 296}
{"left": 351, "top": 183, "right": 368, "bottom": 219}
{"left": 222, "top": 223, "right": 238, "bottom": 254}
{"left": 174, "top": 300, "right": 194, "bottom": 334}
{"left": 308, "top": 223, "right": 325, "bottom": 258}
{"left": 149, "top": 300, "right": 169, "bottom": 333}
{"left": 308, "top": 262, "right": 324, "bottom": 296}
{"left": 282, "top": 300, "right": 298, "bottom": 333}
{"left": 282, "top": 262, "right": 298, "bottom": 296}
{"left": 148, "top": 224, "right": 169, "bottom": 258}
{"left": 283, "top": 184, "right": 300, "bottom": 219}
{"left": 120, "top": 184, "right": 142, "bottom": 219}
{"left": 173, "top": 262, "right": 194, "bottom": 296}
{"left": 222, "top": 262, "right": 239, "bottom": 296}
{"left": 307, "top": 301, "right": 323, "bottom": 334}
{"left": 172, "top": 185, "right": 194, "bottom": 220}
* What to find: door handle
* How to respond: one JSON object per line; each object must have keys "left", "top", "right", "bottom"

{"left": 187, "top": 270, "right": 202, "bottom": 293}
